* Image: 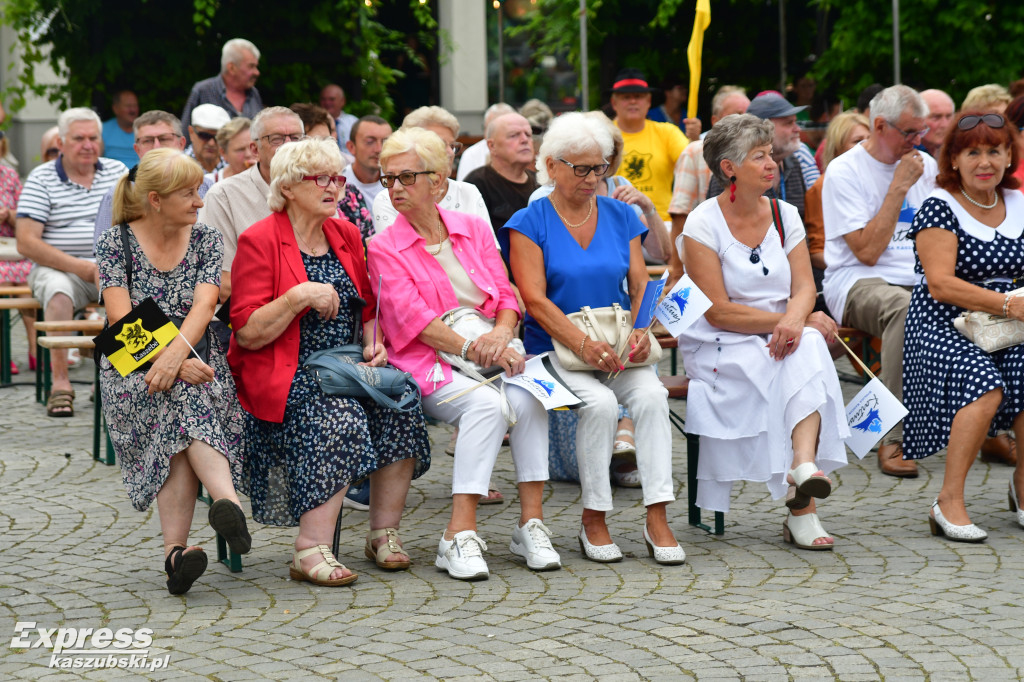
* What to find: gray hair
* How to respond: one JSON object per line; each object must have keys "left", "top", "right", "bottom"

{"left": 703, "top": 113, "right": 775, "bottom": 184}
{"left": 267, "top": 137, "right": 343, "bottom": 212}
{"left": 485, "top": 112, "right": 528, "bottom": 140}
{"left": 483, "top": 103, "right": 516, "bottom": 128}
{"left": 133, "top": 110, "right": 183, "bottom": 138}
{"left": 869, "top": 85, "right": 927, "bottom": 129}
{"left": 221, "top": 38, "right": 260, "bottom": 72}
{"left": 535, "top": 112, "right": 614, "bottom": 186}
{"left": 57, "top": 107, "right": 101, "bottom": 141}
{"left": 402, "top": 106, "right": 460, "bottom": 137}
{"left": 250, "top": 106, "right": 303, "bottom": 145}
{"left": 711, "top": 85, "right": 747, "bottom": 118}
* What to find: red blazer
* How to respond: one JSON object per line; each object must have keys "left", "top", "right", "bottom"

{"left": 227, "top": 212, "right": 375, "bottom": 423}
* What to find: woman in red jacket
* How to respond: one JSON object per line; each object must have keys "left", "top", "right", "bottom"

{"left": 228, "top": 138, "right": 430, "bottom": 587}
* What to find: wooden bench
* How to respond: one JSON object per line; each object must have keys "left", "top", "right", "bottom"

{"left": 0, "top": 295, "right": 41, "bottom": 385}
{"left": 35, "top": 319, "right": 105, "bottom": 405}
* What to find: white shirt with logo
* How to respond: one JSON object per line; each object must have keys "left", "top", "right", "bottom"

{"left": 821, "top": 143, "right": 937, "bottom": 319}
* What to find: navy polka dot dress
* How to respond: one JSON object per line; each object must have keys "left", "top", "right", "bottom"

{"left": 903, "top": 190, "right": 1024, "bottom": 460}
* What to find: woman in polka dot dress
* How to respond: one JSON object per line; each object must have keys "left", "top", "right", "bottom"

{"left": 905, "top": 112, "right": 1024, "bottom": 543}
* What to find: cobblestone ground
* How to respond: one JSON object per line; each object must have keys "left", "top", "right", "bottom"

{"left": 2, "top": 319, "right": 1024, "bottom": 681}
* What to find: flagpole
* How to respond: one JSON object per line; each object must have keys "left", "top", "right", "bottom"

{"left": 436, "top": 373, "right": 502, "bottom": 404}
{"left": 832, "top": 333, "right": 877, "bottom": 380}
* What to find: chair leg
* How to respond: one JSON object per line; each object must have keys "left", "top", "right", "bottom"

{"left": 685, "top": 432, "right": 724, "bottom": 535}
{"left": 1, "top": 309, "right": 11, "bottom": 386}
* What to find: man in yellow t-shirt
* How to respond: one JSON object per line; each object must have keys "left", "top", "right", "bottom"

{"left": 611, "top": 68, "right": 693, "bottom": 221}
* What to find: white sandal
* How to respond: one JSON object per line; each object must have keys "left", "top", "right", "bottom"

{"left": 782, "top": 512, "right": 834, "bottom": 551}
{"left": 786, "top": 462, "right": 832, "bottom": 509}
{"left": 612, "top": 429, "right": 636, "bottom": 456}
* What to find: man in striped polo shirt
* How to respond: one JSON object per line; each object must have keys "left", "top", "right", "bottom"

{"left": 16, "top": 107, "right": 128, "bottom": 417}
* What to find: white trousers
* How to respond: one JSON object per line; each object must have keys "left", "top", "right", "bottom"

{"left": 549, "top": 356, "right": 675, "bottom": 511}
{"left": 424, "top": 372, "right": 549, "bottom": 496}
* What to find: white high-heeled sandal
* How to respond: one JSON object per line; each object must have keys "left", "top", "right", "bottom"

{"left": 642, "top": 525, "right": 686, "bottom": 565}
{"left": 783, "top": 512, "right": 834, "bottom": 551}
{"left": 929, "top": 500, "right": 987, "bottom": 543}
{"left": 786, "top": 462, "right": 832, "bottom": 510}
{"left": 578, "top": 526, "right": 622, "bottom": 563}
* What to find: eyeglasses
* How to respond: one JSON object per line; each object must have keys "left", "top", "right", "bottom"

{"left": 260, "top": 133, "right": 305, "bottom": 148}
{"left": 557, "top": 158, "right": 610, "bottom": 177}
{"left": 137, "top": 134, "right": 181, "bottom": 147}
{"left": 379, "top": 170, "right": 434, "bottom": 188}
{"left": 302, "top": 174, "right": 345, "bottom": 188}
{"left": 194, "top": 130, "right": 217, "bottom": 143}
{"left": 886, "top": 120, "right": 929, "bottom": 142}
{"left": 958, "top": 113, "right": 1006, "bottom": 131}
{"left": 448, "top": 141, "right": 464, "bottom": 154}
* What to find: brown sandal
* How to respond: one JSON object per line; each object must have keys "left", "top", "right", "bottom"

{"left": 46, "top": 389, "right": 75, "bottom": 418}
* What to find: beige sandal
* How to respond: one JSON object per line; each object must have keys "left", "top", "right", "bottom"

{"left": 289, "top": 545, "right": 358, "bottom": 586}
{"left": 364, "top": 528, "right": 411, "bottom": 570}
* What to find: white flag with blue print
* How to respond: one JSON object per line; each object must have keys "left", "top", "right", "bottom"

{"left": 843, "top": 377, "right": 909, "bottom": 458}
{"left": 654, "top": 274, "right": 713, "bottom": 337}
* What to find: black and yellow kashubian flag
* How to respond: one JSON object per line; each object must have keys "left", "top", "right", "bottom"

{"left": 94, "top": 297, "right": 179, "bottom": 377}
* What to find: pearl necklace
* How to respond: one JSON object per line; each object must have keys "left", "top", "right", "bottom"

{"left": 551, "top": 196, "right": 594, "bottom": 229}
{"left": 960, "top": 187, "right": 999, "bottom": 210}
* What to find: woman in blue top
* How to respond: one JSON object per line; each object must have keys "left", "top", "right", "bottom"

{"left": 501, "top": 112, "right": 684, "bottom": 566}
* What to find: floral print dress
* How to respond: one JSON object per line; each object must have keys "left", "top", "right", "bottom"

{"left": 0, "top": 165, "right": 29, "bottom": 283}
{"left": 96, "top": 223, "right": 246, "bottom": 511}
{"left": 244, "top": 250, "right": 431, "bottom": 526}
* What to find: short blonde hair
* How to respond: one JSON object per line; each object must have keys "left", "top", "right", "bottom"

{"left": 822, "top": 110, "right": 869, "bottom": 169}
{"left": 267, "top": 137, "right": 344, "bottom": 212}
{"left": 962, "top": 83, "right": 1012, "bottom": 112}
{"left": 216, "top": 117, "right": 251, "bottom": 150}
{"left": 380, "top": 127, "right": 448, "bottom": 186}
{"left": 402, "top": 106, "right": 460, "bottom": 137}
{"left": 111, "top": 148, "right": 204, "bottom": 224}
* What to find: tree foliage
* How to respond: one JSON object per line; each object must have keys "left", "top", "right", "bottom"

{"left": 0, "top": 0, "right": 441, "bottom": 121}
{"left": 811, "top": 0, "right": 1024, "bottom": 106}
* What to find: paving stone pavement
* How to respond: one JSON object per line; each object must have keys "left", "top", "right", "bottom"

{"left": 2, "top": 321, "right": 1024, "bottom": 680}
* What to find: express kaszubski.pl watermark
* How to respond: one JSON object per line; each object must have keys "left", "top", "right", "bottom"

{"left": 10, "top": 622, "right": 169, "bottom": 671}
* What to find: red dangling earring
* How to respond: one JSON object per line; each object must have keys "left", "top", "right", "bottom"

{"left": 729, "top": 175, "right": 737, "bottom": 203}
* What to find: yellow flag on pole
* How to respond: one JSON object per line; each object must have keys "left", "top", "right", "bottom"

{"left": 687, "top": 0, "right": 711, "bottom": 119}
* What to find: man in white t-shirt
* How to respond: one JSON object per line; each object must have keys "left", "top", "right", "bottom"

{"left": 822, "top": 85, "right": 936, "bottom": 477}
{"left": 344, "top": 115, "right": 391, "bottom": 207}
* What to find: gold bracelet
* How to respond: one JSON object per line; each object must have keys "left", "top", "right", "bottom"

{"left": 1004, "top": 294, "right": 1013, "bottom": 318}
{"left": 283, "top": 293, "right": 298, "bottom": 315}
{"left": 577, "top": 335, "right": 587, "bottom": 357}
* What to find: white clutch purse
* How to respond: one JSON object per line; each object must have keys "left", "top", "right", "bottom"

{"left": 953, "top": 287, "right": 1024, "bottom": 353}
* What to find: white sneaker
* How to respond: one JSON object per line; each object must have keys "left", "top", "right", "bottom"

{"left": 436, "top": 530, "right": 489, "bottom": 580}
{"left": 510, "top": 518, "right": 561, "bottom": 571}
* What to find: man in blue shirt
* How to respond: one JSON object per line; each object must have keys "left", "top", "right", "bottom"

{"left": 101, "top": 90, "right": 139, "bottom": 167}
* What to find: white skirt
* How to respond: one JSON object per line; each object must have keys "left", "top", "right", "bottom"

{"left": 679, "top": 327, "right": 850, "bottom": 512}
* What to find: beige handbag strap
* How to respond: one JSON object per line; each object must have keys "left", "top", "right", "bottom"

{"left": 579, "top": 306, "right": 611, "bottom": 347}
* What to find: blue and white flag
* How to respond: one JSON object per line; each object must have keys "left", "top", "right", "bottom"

{"left": 632, "top": 279, "right": 666, "bottom": 329}
{"left": 503, "top": 353, "right": 582, "bottom": 410}
{"left": 654, "top": 274, "right": 713, "bottom": 337}
{"left": 843, "top": 377, "right": 908, "bottom": 458}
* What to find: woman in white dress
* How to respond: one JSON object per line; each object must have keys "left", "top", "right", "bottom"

{"left": 678, "top": 113, "right": 851, "bottom": 550}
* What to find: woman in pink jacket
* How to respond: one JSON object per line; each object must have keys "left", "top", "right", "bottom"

{"left": 368, "top": 127, "right": 557, "bottom": 582}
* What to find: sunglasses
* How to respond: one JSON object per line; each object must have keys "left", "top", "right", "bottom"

{"left": 194, "top": 130, "right": 217, "bottom": 143}
{"left": 958, "top": 113, "right": 1006, "bottom": 131}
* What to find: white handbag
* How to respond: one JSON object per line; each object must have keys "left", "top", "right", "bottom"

{"left": 953, "top": 287, "right": 1024, "bottom": 353}
{"left": 437, "top": 307, "right": 524, "bottom": 426}
{"left": 552, "top": 303, "right": 662, "bottom": 372}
